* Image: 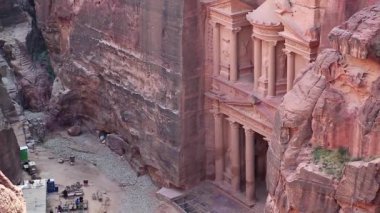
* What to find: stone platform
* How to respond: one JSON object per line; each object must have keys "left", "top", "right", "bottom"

{"left": 171, "top": 182, "right": 265, "bottom": 213}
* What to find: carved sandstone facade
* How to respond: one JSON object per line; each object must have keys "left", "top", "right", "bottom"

{"left": 205, "top": 0, "right": 321, "bottom": 206}
{"left": 204, "top": 0, "right": 380, "bottom": 209}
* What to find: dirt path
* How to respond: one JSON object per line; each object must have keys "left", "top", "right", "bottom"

{"left": 29, "top": 130, "right": 161, "bottom": 213}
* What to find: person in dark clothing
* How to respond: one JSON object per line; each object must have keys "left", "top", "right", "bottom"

{"left": 62, "top": 189, "right": 68, "bottom": 198}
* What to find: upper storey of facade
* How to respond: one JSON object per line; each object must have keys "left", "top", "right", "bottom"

{"left": 208, "top": 0, "right": 324, "bottom": 99}
{"left": 205, "top": 0, "right": 339, "bottom": 138}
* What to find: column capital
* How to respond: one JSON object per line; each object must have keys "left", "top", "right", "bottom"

{"left": 243, "top": 126, "right": 254, "bottom": 134}
{"left": 252, "top": 36, "right": 262, "bottom": 42}
{"left": 212, "top": 111, "right": 224, "bottom": 118}
{"left": 226, "top": 26, "right": 241, "bottom": 33}
{"left": 283, "top": 48, "right": 293, "bottom": 55}
{"left": 232, "top": 27, "right": 241, "bottom": 34}
{"left": 251, "top": 35, "right": 259, "bottom": 40}
{"left": 209, "top": 20, "right": 219, "bottom": 27}
{"left": 266, "top": 40, "right": 278, "bottom": 47}
{"left": 227, "top": 118, "right": 239, "bottom": 127}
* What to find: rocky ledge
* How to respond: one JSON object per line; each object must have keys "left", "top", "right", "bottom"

{"left": 266, "top": 4, "right": 380, "bottom": 212}
{"left": 0, "top": 170, "right": 26, "bottom": 213}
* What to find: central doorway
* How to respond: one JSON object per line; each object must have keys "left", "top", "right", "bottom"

{"left": 237, "top": 127, "right": 268, "bottom": 202}
{"left": 254, "top": 134, "right": 268, "bottom": 202}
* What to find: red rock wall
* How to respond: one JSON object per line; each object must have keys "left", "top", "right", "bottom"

{"left": 34, "top": 0, "right": 205, "bottom": 187}
{"left": 319, "top": 0, "right": 380, "bottom": 49}
{"left": 267, "top": 49, "right": 380, "bottom": 213}
{"left": 0, "top": 171, "right": 25, "bottom": 213}
{"left": 179, "top": 0, "right": 206, "bottom": 185}
{"left": 0, "top": 125, "right": 22, "bottom": 185}
{"left": 0, "top": 60, "right": 22, "bottom": 184}
{"left": 266, "top": 4, "right": 380, "bottom": 212}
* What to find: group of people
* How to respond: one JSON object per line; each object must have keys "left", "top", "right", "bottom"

{"left": 50, "top": 195, "right": 84, "bottom": 213}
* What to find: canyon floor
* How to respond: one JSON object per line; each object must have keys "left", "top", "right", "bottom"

{"left": 27, "top": 129, "right": 178, "bottom": 213}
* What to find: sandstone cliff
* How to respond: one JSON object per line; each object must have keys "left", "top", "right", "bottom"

{"left": 0, "top": 114, "right": 22, "bottom": 184}
{"left": 0, "top": 55, "right": 22, "bottom": 184}
{"left": 0, "top": 170, "right": 26, "bottom": 213}
{"left": 34, "top": 0, "right": 205, "bottom": 187}
{"left": 0, "top": 0, "right": 26, "bottom": 27}
{"left": 267, "top": 4, "right": 380, "bottom": 212}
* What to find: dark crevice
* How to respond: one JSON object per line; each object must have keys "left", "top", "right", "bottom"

{"left": 19, "top": 0, "right": 55, "bottom": 81}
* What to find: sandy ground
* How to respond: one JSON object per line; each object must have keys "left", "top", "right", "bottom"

{"left": 27, "top": 130, "right": 172, "bottom": 213}
{"left": 31, "top": 146, "right": 124, "bottom": 213}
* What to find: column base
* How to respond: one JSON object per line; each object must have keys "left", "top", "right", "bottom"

{"left": 220, "top": 70, "right": 230, "bottom": 80}
{"left": 275, "top": 79, "right": 287, "bottom": 96}
{"left": 212, "top": 180, "right": 256, "bottom": 208}
{"left": 257, "top": 78, "right": 268, "bottom": 96}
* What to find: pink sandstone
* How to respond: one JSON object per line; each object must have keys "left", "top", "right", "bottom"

{"left": 12, "top": 0, "right": 379, "bottom": 212}
{"left": 0, "top": 171, "right": 25, "bottom": 213}
{"left": 34, "top": 0, "right": 205, "bottom": 187}
{"left": 266, "top": 4, "right": 380, "bottom": 212}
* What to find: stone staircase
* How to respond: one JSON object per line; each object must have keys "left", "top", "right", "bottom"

{"left": 12, "top": 40, "right": 40, "bottom": 83}
{"left": 0, "top": 35, "right": 34, "bottom": 148}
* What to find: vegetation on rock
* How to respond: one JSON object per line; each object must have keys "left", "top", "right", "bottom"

{"left": 313, "top": 147, "right": 350, "bottom": 178}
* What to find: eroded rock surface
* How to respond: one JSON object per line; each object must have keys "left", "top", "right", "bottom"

{"left": 267, "top": 4, "right": 380, "bottom": 212}
{"left": 0, "top": 0, "right": 26, "bottom": 27}
{"left": 0, "top": 171, "right": 26, "bottom": 213}
{"left": 0, "top": 112, "right": 22, "bottom": 184}
{"left": 0, "top": 55, "right": 22, "bottom": 184}
{"left": 35, "top": 0, "right": 205, "bottom": 187}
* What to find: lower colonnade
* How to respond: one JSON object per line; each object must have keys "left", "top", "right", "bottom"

{"left": 213, "top": 112, "right": 268, "bottom": 205}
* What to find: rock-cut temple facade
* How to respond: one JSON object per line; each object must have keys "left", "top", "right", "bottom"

{"left": 205, "top": 0, "right": 323, "bottom": 206}
{"left": 204, "top": 0, "right": 380, "bottom": 211}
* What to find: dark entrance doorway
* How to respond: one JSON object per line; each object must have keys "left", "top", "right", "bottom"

{"left": 255, "top": 134, "right": 268, "bottom": 202}
{"left": 237, "top": 128, "right": 268, "bottom": 202}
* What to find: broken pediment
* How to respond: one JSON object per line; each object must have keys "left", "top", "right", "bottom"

{"left": 210, "top": 0, "right": 252, "bottom": 15}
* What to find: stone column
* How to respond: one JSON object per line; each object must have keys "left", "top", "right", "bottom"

{"left": 229, "top": 119, "right": 240, "bottom": 192}
{"left": 286, "top": 51, "right": 295, "bottom": 91}
{"left": 253, "top": 37, "right": 262, "bottom": 90}
{"left": 214, "top": 113, "right": 224, "bottom": 182}
{"left": 230, "top": 28, "right": 240, "bottom": 82}
{"left": 268, "top": 41, "right": 276, "bottom": 96}
{"left": 244, "top": 127, "right": 255, "bottom": 202}
{"left": 212, "top": 22, "right": 221, "bottom": 76}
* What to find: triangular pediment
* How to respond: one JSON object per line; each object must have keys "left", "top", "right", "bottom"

{"left": 211, "top": 0, "right": 252, "bottom": 15}
{"left": 279, "top": 16, "right": 310, "bottom": 43}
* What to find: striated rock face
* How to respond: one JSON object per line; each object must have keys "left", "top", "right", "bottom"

{"left": 0, "top": 56, "right": 22, "bottom": 184}
{"left": 0, "top": 170, "right": 26, "bottom": 213}
{"left": 34, "top": 0, "right": 205, "bottom": 187}
{"left": 0, "top": 0, "right": 26, "bottom": 27}
{"left": 318, "top": 0, "right": 380, "bottom": 49}
{"left": 267, "top": 4, "right": 380, "bottom": 212}
{"left": 336, "top": 159, "right": 380, "bottom": 212}
{"left": 0, "top": 113, "right": 22, "bottom": 184}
